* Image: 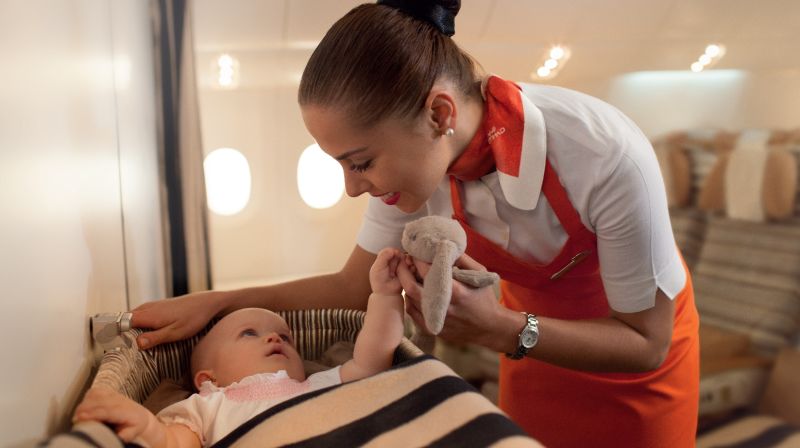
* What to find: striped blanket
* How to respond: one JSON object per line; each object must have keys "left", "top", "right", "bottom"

{"left": 44, "top": 356, "right": 541, "bottom": 447}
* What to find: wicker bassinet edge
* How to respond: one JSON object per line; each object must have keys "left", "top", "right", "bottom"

{"left": 91, "top": 309, "right": 423, "bottom": 403}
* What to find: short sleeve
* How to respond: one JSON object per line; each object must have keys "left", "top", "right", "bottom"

{"left": 590, "top": 151, "right": 687, "bottom": 313}
{"left": 157, "top": 394, "right": 218, "bottom": 445}
{"left": 356, "top": 197, "right": 426, "bottom": 254}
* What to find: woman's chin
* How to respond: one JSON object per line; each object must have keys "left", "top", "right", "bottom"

{"left": 395, "top": 197, "right": 426, "bottom": 214}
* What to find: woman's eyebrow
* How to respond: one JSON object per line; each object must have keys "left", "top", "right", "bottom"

{"left": 335, "top": 146, "right": 368, "bottom": 161}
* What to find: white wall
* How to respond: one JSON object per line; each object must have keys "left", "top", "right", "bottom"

{"left": 561, "top": 69, "right": 800, "bottom": 139}
{"left": 0, "top": 1, "right": 164, "bottom": 444}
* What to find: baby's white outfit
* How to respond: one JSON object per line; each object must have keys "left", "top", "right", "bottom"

{"left": 157, "top": 367, "right": 341, "bottom": 446}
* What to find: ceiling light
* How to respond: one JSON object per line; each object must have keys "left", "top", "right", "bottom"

{"left": 537, "top": 67, "right": 551, "bottom": 77}
{"left": 216, "top": 53, "right": 239, "bottom": 89}
{"left": 533, "top": 46, "right": 570, "bottom": 81}
{"left": 690, "top": 44, "right": 725, "bottom": 73}
{"left": 549, "top": 46, "right": 565, "bottom": 60}
{"left": 705, "top": 44, "right": 721, "bottom": 57}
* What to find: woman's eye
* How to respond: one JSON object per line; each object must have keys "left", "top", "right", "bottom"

{"left": 240, "top": 329, "right": 258, "bottom": 337}
{"left": 350, "top": 160, "right": 372, "bottom": 173}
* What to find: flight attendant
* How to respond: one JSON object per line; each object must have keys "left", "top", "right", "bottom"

{"left": 132, "top": 1, "right": 700, "bottom": 446}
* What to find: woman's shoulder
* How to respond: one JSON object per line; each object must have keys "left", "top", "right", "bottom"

{"left": 517, "top": 82, "right": 653, "bottom": 180}
{"left": 518, "top": 82, "right": 647, "bottom": 148}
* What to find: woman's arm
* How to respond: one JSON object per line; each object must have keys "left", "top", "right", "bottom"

{"left": 400, "top": 254, "right": 674, "bottom": 373}
{"left": 131, "top": 246, "right": 376, "bottom": 349}
{"left": 479, "top": 288, "right": 674, "bottom": 372}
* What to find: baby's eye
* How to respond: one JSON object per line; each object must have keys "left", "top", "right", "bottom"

{"left": 280, "top": 334, "right": 291, "bottom": 342}
{"left": 240, "top": 328, "right": 258, "bottom": 337}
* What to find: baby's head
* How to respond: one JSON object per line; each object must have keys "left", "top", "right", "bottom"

{"left": 190, "top": 308, "right": 305, "bottom": 390}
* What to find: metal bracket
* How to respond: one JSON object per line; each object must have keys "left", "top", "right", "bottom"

{"left": 90, "top": 312, "right": 134, "bottom": 364}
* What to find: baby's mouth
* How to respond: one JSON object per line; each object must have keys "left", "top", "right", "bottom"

{"left": 266, "top": 347, "right": 286, "bottom": 357}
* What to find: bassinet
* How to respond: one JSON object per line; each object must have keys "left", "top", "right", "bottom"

{"left": 91, "top": 309, "right": 422, "bottom": 403}
{"left": 46, "top": 309, "right": 540, "bottom": 447}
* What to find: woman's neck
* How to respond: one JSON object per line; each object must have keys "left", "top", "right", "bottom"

{"left": 450, "top": 86, "right": 485, "bottom": 164}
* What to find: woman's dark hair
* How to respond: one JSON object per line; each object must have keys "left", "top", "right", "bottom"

{"left": 298, "top": 1, "right": 480, "bottom": 128}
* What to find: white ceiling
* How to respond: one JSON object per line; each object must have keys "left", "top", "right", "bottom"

{"left": 192, "top": 0, "right": 800, "bottom": 88}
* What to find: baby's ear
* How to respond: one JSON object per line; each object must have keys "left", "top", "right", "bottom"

{"left": 194, "top": 370, "right": 215, "bottom": 390}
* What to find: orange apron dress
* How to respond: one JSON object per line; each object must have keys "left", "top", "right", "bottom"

{"left": 448, "top": 158, "right": 700, "bottom": 447}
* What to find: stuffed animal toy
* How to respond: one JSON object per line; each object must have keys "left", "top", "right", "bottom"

{"left": 401, "top": 216, "right": 499, "bottom": 336}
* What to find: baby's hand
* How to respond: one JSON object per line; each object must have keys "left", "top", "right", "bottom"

{"left": 73, "top": 386, "right": 161, "bottom": 443}
{"left": 369, "top": 247, "right": 404, "bottom": 295}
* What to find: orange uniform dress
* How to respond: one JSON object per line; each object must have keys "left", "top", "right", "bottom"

{"left": 446, "top": 77, "right": 700, "bottom": 447}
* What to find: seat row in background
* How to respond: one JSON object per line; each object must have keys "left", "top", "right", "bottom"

{"left": 655, "top": 128, "right": 800, "bottom": 446}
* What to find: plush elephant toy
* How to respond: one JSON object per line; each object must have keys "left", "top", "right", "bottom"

{"left": 401, "top": 216, "right": 500, "bottom": 337}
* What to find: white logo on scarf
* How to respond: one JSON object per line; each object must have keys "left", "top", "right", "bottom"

{"left": 487, "top": 126, "right": 506, "bottom": 143}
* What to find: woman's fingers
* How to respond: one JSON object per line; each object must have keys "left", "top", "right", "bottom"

{"left": 129, "top": 304, "right": 174, "bottom": 350}
{"left": 128, "top": 302, "right": 163, "bottom": 329}
{"left": 454, "top": 252, "right": 487, "bottom": 271}
{"left": 135, "top": 325, "right": 179, "bottom": 351}
{"left": 396, "top": 262, "right": 422, "bottom": 299}
{"left": 129, "top": 292, "right": 221, "bottom": 349}
{"left": 404, "top": 296, "right": 427, "bottom": 331}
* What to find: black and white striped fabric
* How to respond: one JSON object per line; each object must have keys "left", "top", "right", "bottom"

{"left": 211, "top": 355, "right": 538, "bottom": 447}
{"left": 57, "top": 309, "right": 544, "bottom": 447}
{"left": 44, "top": 356, "right": 541, "bottom": 448}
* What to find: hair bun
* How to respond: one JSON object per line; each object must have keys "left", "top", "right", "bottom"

{"left": 377, "top": 0, "right": 460, "bottom": 36}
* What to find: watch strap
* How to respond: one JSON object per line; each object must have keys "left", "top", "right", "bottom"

{"left": 505, "top": 312, "right": 538, "bottom": 360}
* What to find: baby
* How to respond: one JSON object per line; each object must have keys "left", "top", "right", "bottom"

{"left": 73, "top": 248, "right": 406, "bottom": 447}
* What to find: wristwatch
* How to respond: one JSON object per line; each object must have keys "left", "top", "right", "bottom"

{"left": 506, "top": 313, "right": 539, "bottom": 360}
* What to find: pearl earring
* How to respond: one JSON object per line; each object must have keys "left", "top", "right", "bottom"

{"left": 444, "top": 128, "right": 455, "bottom": 137}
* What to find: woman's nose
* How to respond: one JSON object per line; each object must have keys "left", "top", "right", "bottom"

{"left": 343, "top": 171, "right": 370, "bottom": 197}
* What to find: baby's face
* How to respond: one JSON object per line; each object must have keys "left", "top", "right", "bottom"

{"left": 198, "top": 308, "right": 305, "bottom": 387}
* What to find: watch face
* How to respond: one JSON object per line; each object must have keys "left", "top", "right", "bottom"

{"left": 521, "top": 328, "right": 537, "bottom": 348}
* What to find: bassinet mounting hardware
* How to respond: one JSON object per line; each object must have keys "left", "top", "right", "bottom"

{"left": 90, "top": 312, "right": 134, "bottom": 363}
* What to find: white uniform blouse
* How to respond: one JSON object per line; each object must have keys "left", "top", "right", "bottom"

{"left": 356, "top": 82, "right": 686, "bottom": 313}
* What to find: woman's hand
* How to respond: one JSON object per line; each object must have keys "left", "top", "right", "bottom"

{"left": 397, "top": 252, "right": 505, "bottom": 347}
{"left": 130, "top": 290, "right": 225, "bottom": 350}
{"left": 368, "top": 247, "right": 404, "bottom": 295}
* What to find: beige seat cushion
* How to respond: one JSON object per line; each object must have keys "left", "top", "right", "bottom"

{"left": 758, "top": 348, "right": 800, "bottom": 426}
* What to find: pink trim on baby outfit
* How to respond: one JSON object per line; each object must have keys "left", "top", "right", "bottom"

{"left": 199, "top": 371, "right": 310, "bottom": 403}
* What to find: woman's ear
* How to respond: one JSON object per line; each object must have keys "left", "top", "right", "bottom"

{"left": 194, "top": 370, "right": 215, "bottom": 390}
{"left": 425, "top": 89, "right": 457, "bottom": 136}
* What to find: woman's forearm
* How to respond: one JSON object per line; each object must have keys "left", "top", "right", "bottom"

{"left": 481, "top": 291, "right": 674, "bottom": 373}
{"left": 218, "top": 246, "right": 376, "bottom": 315}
